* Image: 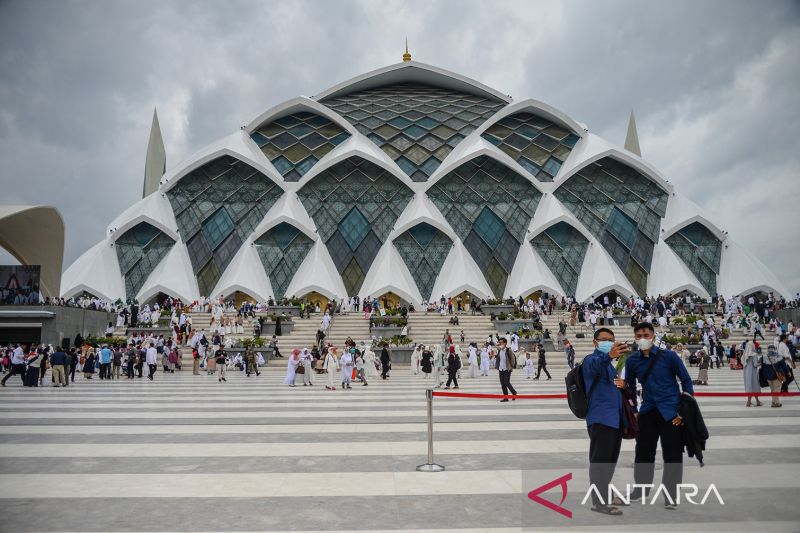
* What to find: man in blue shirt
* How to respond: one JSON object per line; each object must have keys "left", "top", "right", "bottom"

{"left": 98, "top": 344, "right": 112, "bottom": 380}
{"left": 625, "top": 322, "right": 694, "bottom": 508}
{"left": 583, "top": 327, "right": 630, "bottom": 515}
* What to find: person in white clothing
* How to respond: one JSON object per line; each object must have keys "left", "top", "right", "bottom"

{"left": 479, "top": 344, "right": 491, "bottom": 376}
{"left": 340, "top": 349, "right": 354, "bottom": 389}
{"left": 284, "top": 349, "right": 300, "bottom": 387}
{"left": 323, "top": 347, "right": 339, "bottom": 390}
{"left": 432, "top": 345, "right": 444, "bottom": 388}
{"left": 145, "top": 343, "right": 158, "bottom": 381}
{"left": 523, "top": 352, "right": 535, "bottom": 379}
{"left": 410, "top": 345, "right": 421, "bottom": 375}
{"left": 363, "top": 342, "right": 379, "bottom": 378}
{"left": 467, "top": 343, "right": 478, "bottom": 378}
{"left": 509, "top": 332, "right": 519, "bottom": 353}
{"left": 300, "top": 348, "right": 313, "bottom": 386}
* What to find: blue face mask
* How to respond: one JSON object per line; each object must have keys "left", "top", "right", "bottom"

{"left": 596, "top": 340, "right": 614, "bottom": 354}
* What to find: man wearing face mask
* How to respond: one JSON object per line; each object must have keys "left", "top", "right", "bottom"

{"left": 582, "top": 327, "right": 630, "bottom": 515}
{"left": 625, "top": 322, "right": 694, "bottom": 509}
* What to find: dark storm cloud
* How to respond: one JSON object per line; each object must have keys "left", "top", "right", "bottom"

{"left": 0, "top": 0, "right": 797, "bottom": 292}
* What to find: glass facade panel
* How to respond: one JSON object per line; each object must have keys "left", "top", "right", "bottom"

{"left": 322, "top": 83, "right": 505, "bottom": 181}
{"left": 114, "top": 222, "right": 175, "bottom": 300}
{"left": 664, "top": 222, "right": 722, "bottom": 295}
{"left": 426, "top": 155, "right": 542, "bottom": 297}
{"left": 297, "top": 156, "right": 414, "bottom": 296}
{"left": 254, "top": 222, "right": 314, "bottom": 299}
{"left": 166, "top": 155, "right": 283, "bottom": 296}
{"left": 250, "top": 111, "right": 350, "bottom": 181}
{"left": 530, "top": 222, "right": 589, "bottom": 297}
{"left": 553, "top": 156, "right": 668, "bottom": 296}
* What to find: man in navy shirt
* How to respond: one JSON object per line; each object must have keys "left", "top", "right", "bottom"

{"left": 583, "top": 327, "right": 630, "bottom": 515}
{"left": 625, "top": 322, "right": 694, "bottom": 508}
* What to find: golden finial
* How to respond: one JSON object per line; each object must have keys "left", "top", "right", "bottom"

{"left": 402, "top": 39, "right": 411, "bottom": 62}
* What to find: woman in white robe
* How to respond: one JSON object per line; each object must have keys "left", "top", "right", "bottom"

{"left": 523, "top": 353, "right": 535, "bottom": 379}
{"left": 467, "top": 344, "right": 478, "bottom": 378}
{"left": 480, "top": 345, "right": 491, "bottom": 376}
{"left": 432, "top": 345, "right": 444, "bottom": 388}
{"left": 340, "top": 350, "right": 354, "bottom": 389}
{"left": 363, "top": 343, "right": 379, "bottom": 378}
{"left": 284, "top": 349, "right": 300, "bottom": 387}
{"left": 410, "top": 345, "right": 421, "bottom": 375}
{"left": 323, "top": 347, "right": 339, "bottom": 390}
{"left": 116, "top": 313, "right": 125, "bottom": 328}
{"left": 300, "top": 348, "right": 313, "bottom": 386}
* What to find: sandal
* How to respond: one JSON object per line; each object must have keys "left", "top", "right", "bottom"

{"left": 591, "top": 505, "right": 623, "bottom": 516}
{"left": 610, "top": 497, "right": 629, "bottom": 507}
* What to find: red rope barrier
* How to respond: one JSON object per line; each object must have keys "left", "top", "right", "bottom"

{"left": 432, "top": 391, "right": 800, "bottom": 400}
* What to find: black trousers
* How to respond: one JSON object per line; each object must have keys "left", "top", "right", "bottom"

{"left": 126, "top": 362, "right": 134, "bottom": 378}
{"left": 99, "top": 363, "right": 110, "bottom": 379}
{"left": 147, "top": 364, "right": 156, "bottom": 379}
{"left": 634, "top": 410, "right": 684, "bottom": 502}
{"left": 69, "top": 363, "right": 77, "bottom": 382}
{"left": 588, "top": 423, "right": 622, "bottom": 507}
{"left": 136, "top": 363, "right": 143, "bottom": 377}
{"left": 498, "top": 369, "right": 517, "bottom": 395}
{"left": 781, "top": 368, "right": 794, "bottom": 393}
{"left": 2, "top": 363, "right": 26, "bottom": 385}
{"left": 536, "top": 362, "right": 551, "bottom": 379}
{"left": 446, "top": 369, "right": 458, "bottom": 387}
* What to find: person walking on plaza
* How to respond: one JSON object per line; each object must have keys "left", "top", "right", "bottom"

{"left": 323, "top": 347, "right": 339, "bottom": 390}
{"left": 495, "top": 337, "right": 517, "bottom": 402}
{"left": 467, "top": 343, "right": 478, "bottom": 378}
{"left": 444, "top": 345, "right": 459, "bottom": 389}
{"left": 625, "top": 322, "right": 694, "bottom": 508}
{"left": 215, "top": 347, "right": 227, "bottom": 382}
{"left": 68, "top": 347, "right": 78, "bottom": 383}
{"left": 341, "top": 348, "right": 354, "bottom": 389}
{"left": 1, "top": 344, "right": 27, "bottom": 386}
{"left": 564, "top": 338, "right": 575, "bottom": 369}
{"left": 583, "top": 327, "right": 629, "bottom": 515}
{"left": 300, "top": 348, "right": 314, "bottom": 386}
{"left": 523, "top": 351, "right": 534, "bottom": 379}
{"left": 25, "top": 349, "right": 44, "bottom": 387}
{"left": 284, "top": 349, "right": 299, "bottom": 387}
{"left": 112, "top": 346, "right": 122, "bottom": 379}
{"left": 98, "top": 344, "right": 112, "bottom": 380}
{"left": 778, "top": 334, "right": 795, "bottom": 393}
{"left": 355, "top": 350, "right": 368, "bottom": 386}
{"left": 82, "top": 348, "right": 96, "bottom": 379}
{"left": 742, "top": 339, "right": 762, "bottom": 407}
{"left": 380, "top": 345, "right": 391, "bottom": 380}
{"left": 125, "top": 344, "right": 136, "bottom": 379}
{"left": 480, "top": 343, "right": 490, "bottom": 376}
{"left": 534, "top": 343, "right": 551, "bottom": 380}
{"left": 145, "top": 342, "right": 158, "bottom": 381}
{"left": 192, "top": 346, "right": 200, "bottom": 375}
{"left": 50, "top": 347, "right": 68, "bottom": 387}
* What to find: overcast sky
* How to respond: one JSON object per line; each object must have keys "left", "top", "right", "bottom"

{"left": 0, "top": 0, "right": 798, "bottom": 293}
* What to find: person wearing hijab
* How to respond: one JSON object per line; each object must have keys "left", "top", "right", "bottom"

{"left": 467, "top": 343, "right": 479, "bottom": 378}
{"left": 340, "top": 349, "right": 354, "bottom": 389}
{"left": 363, "top": 342, "right": 379, "bottom": 378}
{"left": 410, "top": 345, "right": 422, "bottom": 376}
{"left": 323, "top": 347, "right": 339, "bottom": 390}
{"left": 480, "top": 343, "right": 491, "bottom": 376}
{"left": 432, "top": 345, "right": 444, "bottom": 387}
{"left": 445, "top": 345, "right": 460, "bottom": 389}
{"left": 284, "top": 349, "right": 300, "bottom": 387}
{"left": 742, "top": 339, "right": 762, "bottom": 407}
{"left": 300, "top": 348, "right": 314, "bottom": 386}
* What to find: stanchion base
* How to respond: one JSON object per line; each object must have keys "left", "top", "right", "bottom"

{"left": 416, "top": 463, "right": 445, "bottom": 472}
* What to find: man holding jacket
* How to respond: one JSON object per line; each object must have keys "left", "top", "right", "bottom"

{"left": 583, "top": 327, "right": 629, "bottom": 515}
{"left": 625, "top": 322, "right": 694, "bottom": 509}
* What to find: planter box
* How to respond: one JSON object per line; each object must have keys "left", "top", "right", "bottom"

{"left": 370, "top": 325, "right": 407, "bottom": 337}
{"left": 516, "top": 339, "right": 556, "bottom": 352}
{"left": 494, "top": 319, "right": 534, "bottom": 332}
{"left": 379, "top": 346, "right": 415, "bottom": 364}
{"left": 125, "top": 326, "right": 173, "bottom": 337}
{"left": 264, "top": 306, "right": 302, "bottom": 317}
{"left": 481, "top": 304, "right": 516, "bottom": 316}
{"left": 259, "top": 321, "right": 295, "bottom": 336}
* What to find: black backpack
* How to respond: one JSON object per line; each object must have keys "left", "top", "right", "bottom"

{"left": 565, "top": 361, "right": 596, "bottom": 419}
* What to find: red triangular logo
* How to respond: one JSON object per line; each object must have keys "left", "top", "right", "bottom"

{"left": 527, "top": 472, "right": 572, "bottom": 518}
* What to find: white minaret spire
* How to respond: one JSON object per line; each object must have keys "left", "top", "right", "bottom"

{"left": 624, "top": 110, "right": 641, "bottom": 157}
{"left": 142, "top": 107, "right": 166, "bottom": 198}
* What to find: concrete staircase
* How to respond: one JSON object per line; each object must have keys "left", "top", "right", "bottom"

{"left": 326, "top": 313, "right": 371, "bottom": 347}
{"left": 406, "top": 312, "right": 495, "bottom": 348}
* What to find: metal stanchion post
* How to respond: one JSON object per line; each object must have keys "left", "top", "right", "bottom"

{"left": 416, "top": 388, "right": 445, "bottom": 472}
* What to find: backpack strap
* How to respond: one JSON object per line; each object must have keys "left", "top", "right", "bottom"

{"left": 639, "top": 351, "right": 660, "bottom": 386}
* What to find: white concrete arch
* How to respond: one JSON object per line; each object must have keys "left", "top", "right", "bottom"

{"left": 718, "top": 239, "right": 790, "bottom": 299}
{"left": 360, "top": 242, "right": 423, "bottom": 305}
{"left": 429, "top": 240, "right": 493, "bottom": 301}
{"left": 250, "top": 192, "right": 318, "bottom": 243}
{"left": 574, "top": 241, "right": 637, "bottom": 302}
{"left": 136, "top": 241, "right": 200, "bottom": 304}
{"left": 293, "top": 134, "right": 418, "bottom": 192}
{"left": 107, "top": 192, "right": 180, "bottom": 243}
{"left": 60, "top": 239, "right": 125, "bottom": 301}
{"left": 661, "top": 193, "right": 726, "bottom": 242}
{"left": 210, "top": 244, "right": 273, "bottom": 303}
{"left": 526, "top": 193, "right": 595, "bottom": 243}
{"left": 312, "top": 60, "right": 512, "bottom": 104}
{"left": 424, "top": 142, "right": 546, "bottom": 194}
{"left": 473, "top": 98, "right": 586, "bottom": 141}
{"left": 0, "top": 205, "right": 64, "bottom": 298}
{"left": 506, "top": 238, "right": 567, "bottom": 298}
{"left": 553, "top": 143, "right": 673, "bottom": 195}
{"left": 283, "top": 240, "right": 348, "bottom": 301}
{"left": 159, "top": 130, "right": 285, "bottom": 193}
{"left": 389, "top": 193, "right": 458, "bottom": 243}
{"left": 245, "top": 96, "right": 359, "bottom": 136}
{"left": 647, "top": 239, "right": 710, "bottom": 299}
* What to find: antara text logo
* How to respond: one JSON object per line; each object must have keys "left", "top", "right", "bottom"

{"left": 527, "top": 473, "right": 724, "bottom": 518}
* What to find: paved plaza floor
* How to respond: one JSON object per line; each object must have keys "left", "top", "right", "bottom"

{"left": 0, "top": 364, "right": 798, "bottom": 532}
